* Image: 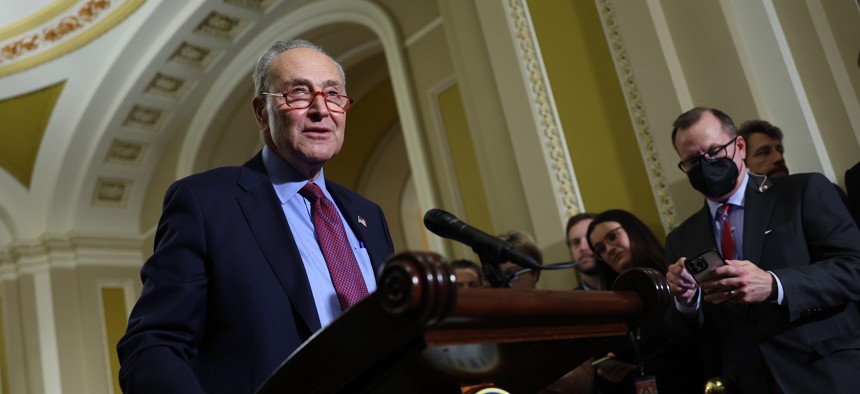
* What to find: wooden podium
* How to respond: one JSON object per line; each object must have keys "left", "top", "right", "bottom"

{"left": 257, "top": 252, "right": 671, "bottom": 394}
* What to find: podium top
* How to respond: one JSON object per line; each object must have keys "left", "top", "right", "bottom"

{"left": 257, "top": 251, "right": 671, "bottom": 394}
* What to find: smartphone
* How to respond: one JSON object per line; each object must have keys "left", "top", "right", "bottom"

{"left": 684, "top": 249, "right": 730, "bottom": 304}
{"left": 590, "top": 356, "right": 625, "bottom": 369}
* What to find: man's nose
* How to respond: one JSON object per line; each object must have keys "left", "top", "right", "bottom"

{"left": 773, "top": 152, "right": 785, "bottom": 164}
{"left": 307, "top": 93, "right": 331, "bottom": 116}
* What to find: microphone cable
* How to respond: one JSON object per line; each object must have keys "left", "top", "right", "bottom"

{"left": 500, "top": 261, "right": 579, "bottom": 287}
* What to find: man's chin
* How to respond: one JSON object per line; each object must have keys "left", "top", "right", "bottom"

{"left": 768, "top": 168, "right": 789, "bottom": 177}
{"left": 578, "top": 259, "right": 598, "bottom": 275}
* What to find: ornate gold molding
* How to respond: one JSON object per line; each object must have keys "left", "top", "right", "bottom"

{"left": 0, "top": 0, "right": 145, "bottom": 77}
{"left": 0, "top": 0, "right": 75, "bottom": 41}
{"left": 506, "top": 0, "right": 582, "bottom": 219}
{"left": 595, "top": 0, "right": 678, "bottom": 230}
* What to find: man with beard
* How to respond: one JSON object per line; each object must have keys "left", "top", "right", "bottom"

{"left": 739, "top": 119, "right": 848, "bottom": 206}
{"left": 664, "top": 107, "right": 860, "bottom": 393}
{"left": 737, "top": 120, "right": 789, "bottom": 178}
{"left": 566, "top": 213, "right": 605, "bottom": 290}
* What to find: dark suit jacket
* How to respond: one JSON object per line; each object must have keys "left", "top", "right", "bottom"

{"left": 117, "top": 153, "right": 395, "bottom": 394}
{"left": 665, "top": 172, "right": 860, "bottom": 393}
{"left": 847, "top": 161, "right": 860, "bottom": 226}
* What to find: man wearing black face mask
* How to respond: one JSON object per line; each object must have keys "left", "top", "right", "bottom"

{"left": 663, "top": 107, "right": 860, "bottom": 393}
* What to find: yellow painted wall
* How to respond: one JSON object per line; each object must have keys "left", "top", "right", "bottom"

{"left": 528, "top": 0, "right": 664, "bottom": 238}
{"left": 102, "top": 287, "right": 127, "bottom": 394}
{"left": 0, "top": 295, "right": 8, "bottom": 394}
{"left": 438, "top": 84, "right": 493, "bottom": 234}
{"left": 0, "top": 81, "right": 64, "bottom": 189}
{"left": 325, "top": 78, "right": 398, "bottom": 191}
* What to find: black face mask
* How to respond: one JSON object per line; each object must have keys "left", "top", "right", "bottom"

{"left": 687, "top": 157, "right": 739, "bottom": 198}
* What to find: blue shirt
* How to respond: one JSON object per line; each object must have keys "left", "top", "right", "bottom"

{"left": 707, "top": 172, "right": 749, "bottom": 259}
{"left": 262, "top": 146, "right": 377, "bottom": 328}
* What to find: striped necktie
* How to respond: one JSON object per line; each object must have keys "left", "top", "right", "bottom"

{"left": 720, "top": 203, "right": 735, "bottom": 259}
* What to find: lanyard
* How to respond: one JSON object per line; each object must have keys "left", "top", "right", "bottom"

{"left": 628, "top": 328, "right": 645, "bottom": 376}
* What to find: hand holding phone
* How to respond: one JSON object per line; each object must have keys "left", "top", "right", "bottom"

{"left": 684, "top": 249, "right": 731, "bottom": 304}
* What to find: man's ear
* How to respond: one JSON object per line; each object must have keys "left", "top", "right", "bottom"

{"left": 736, "top": 135, "right": 746, "bottom": 161}
{"left": 252, "top": 96, "right": 267, "bottom": 125}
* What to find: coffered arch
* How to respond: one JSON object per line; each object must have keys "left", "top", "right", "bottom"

{"left": 18, "top": 0, "right": 441, "bottom": 249}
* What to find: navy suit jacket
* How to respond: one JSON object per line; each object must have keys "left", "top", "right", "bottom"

{"left": 665, "top": 172, "right": 860, "bottom": 393}
{"left": 847, "top": 161, "right": 860, "bottom": 226}
{"left": 117, "top": 153, "right": 395, "bottom": 393}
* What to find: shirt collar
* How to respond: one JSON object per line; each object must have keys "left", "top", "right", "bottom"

{"left": 706, "top": 171, "right": 749, "bottom": 218}
{"left": 262, "top": 145, "right": 329, "bottom": 204}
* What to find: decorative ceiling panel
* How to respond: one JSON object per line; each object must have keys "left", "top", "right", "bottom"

{"left": 169, "top": 42, "right": 221, "bottom": 70}
{"left": 123, "top": 105, "right": 166, "bottom": 131}
{"left": 145, "top": 72, "right": 192, "bottom": 100}
{"left": 194, "top": 11, "right": 250, "bottom": 41}
{"left": 105, "top": 139, "right": 148, "bottom": 166}
{"left": 224, "top": 0, "right": 278, "bottom": 13}
{"left": 93, "top": 177, "right": 131, "bottom": 207}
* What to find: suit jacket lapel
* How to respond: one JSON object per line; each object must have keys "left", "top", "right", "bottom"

{"left": 743, "top": 174, "right": 775, "bottom": 267}
{"left": 326, "top": 183, "right": 362, "bottom": 243}
{"left": 688, "top": 205, "right": 718, "bottom": 254}
{"left": 326, "top": 181, "right": 385, "bottom": 274}
{"left": 236, "top": 154, "right": 322, "bottom": 333}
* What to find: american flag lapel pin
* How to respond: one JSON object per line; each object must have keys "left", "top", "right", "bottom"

{"left": 357, "top": 215, "right": 367, "bottom": 227}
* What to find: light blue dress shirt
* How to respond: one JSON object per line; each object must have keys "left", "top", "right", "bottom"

{"left": 262, "top": 146, "right": 377, "bottom": 328}
{"left": 706, "top": 172, "right": 749, "bottom": 259}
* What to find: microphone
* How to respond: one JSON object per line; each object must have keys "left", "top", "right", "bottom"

{"left": 747, "top": 170, "right": 769, "bottom": 193}
{"left": 423, "top": 209, "right": 542, "bottom": 270}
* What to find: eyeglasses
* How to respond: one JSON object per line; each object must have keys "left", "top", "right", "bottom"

{"left": 261, "top": 89, "right": 353, "bottom": 113}
{"left": 677, "top": 136, "right": 738, "bottom": 173}
{"left": 592, "top": 226, "right": 624, "bottom": 258}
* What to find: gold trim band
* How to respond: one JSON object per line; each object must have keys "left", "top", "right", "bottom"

{"left": 0, "top": 0, "right": 146, "bottom": 77}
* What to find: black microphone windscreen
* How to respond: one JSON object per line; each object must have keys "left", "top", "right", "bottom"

{"left": 423, "top": 209, "right": 462, "bottom": 236}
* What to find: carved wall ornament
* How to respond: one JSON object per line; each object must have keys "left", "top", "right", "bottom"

{"left": 0, "top": 0, "right": 145, "bottom": 77}
{"left": 595, "top": 0, "right": 678, "bottom": 231}
{"left": 506, "top": 0, "right": 582, "bottom": 219}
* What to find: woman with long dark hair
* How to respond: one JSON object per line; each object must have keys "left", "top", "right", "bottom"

{"left": 586, "top": 209, "right": 704, "bottom": 394}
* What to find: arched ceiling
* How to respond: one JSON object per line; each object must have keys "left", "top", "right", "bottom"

{"left": 0, "top": 0, "right": 436, "bottom": 242}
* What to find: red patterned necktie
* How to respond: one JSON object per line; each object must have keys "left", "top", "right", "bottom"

{"left": 720, "top": 204, "right": 735, "bottom": 260}
{"left": 299, "top": 183, "right": 368, "bottom": 310}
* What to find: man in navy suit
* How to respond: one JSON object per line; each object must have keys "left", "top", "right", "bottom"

{"left": 117, "top": 39, "right": 395, "bottom": 393}
{"left": 665, "top": 107, "right": 860, "bottom": 393}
